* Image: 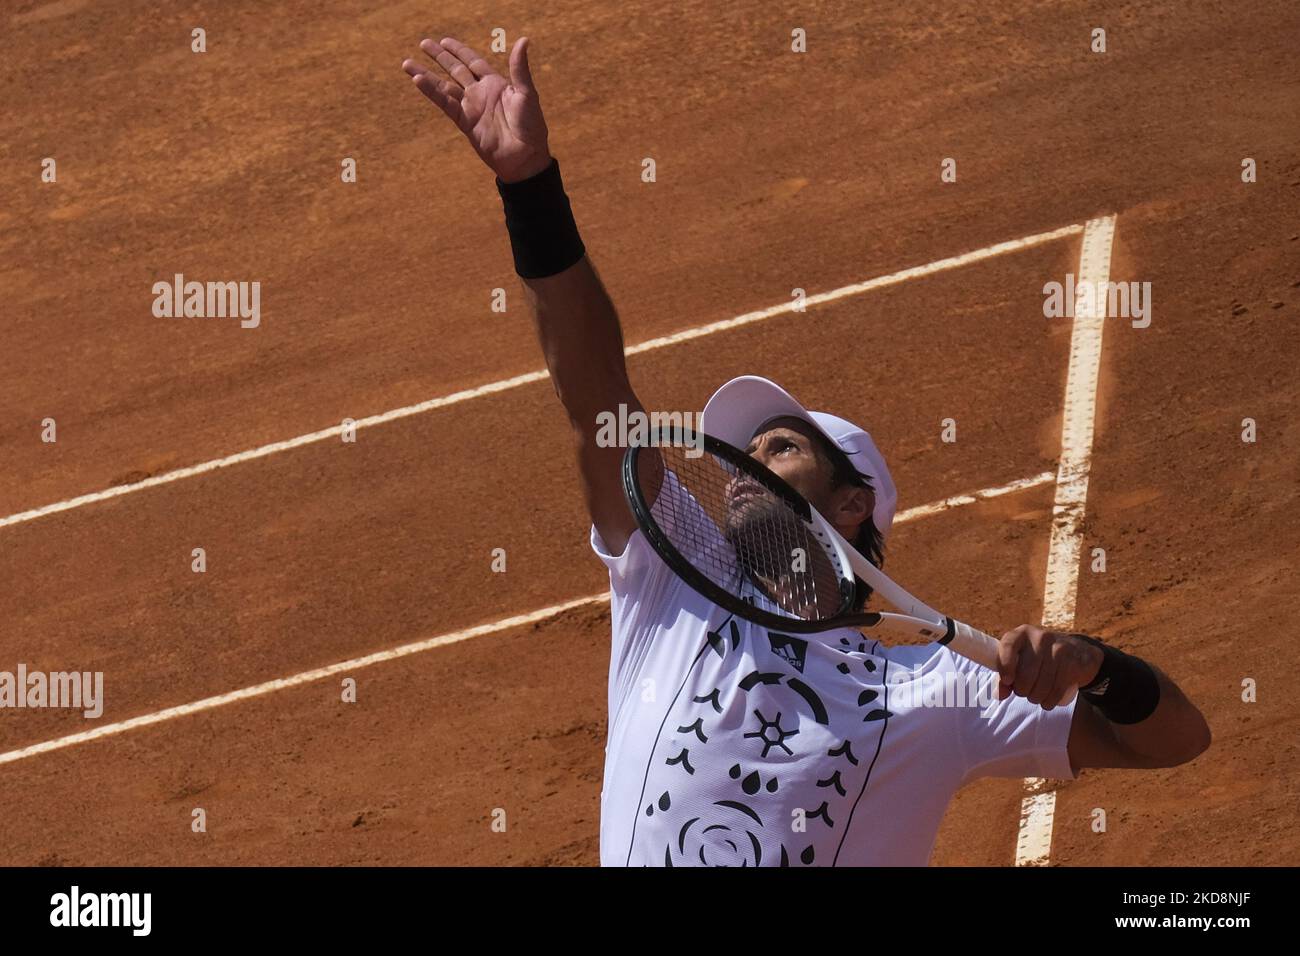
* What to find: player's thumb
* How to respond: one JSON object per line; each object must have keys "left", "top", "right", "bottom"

{"left": 509, "top": 37, "right": 536, "bottom": 95}
{"left": 995, "top": 631, "right": 1020, "bottom": 700}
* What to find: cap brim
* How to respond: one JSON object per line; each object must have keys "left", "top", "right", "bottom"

{"left": 700, "top": 376, "right": 832, "bottom": 451}
{"left": 701, "top": 375, "right": 898, "bottom": 538}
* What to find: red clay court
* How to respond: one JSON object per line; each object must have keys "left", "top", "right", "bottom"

{"left": 1, "top": 0, "right": 1297, "bottom": 866}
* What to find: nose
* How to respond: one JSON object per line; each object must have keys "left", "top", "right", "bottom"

{"left": 747, "top": 443, "right": 773, "bottom": 469}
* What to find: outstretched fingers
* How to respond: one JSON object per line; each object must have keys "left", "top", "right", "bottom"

{"left": 403, "top": 59, "right": 463, "bottom": 97}
{"left": 414, "top": 38, "right": 471, "bottom": 89}
{"left": 403, "top": 59, "right": 465, "bottom": 126}
{"left": 436, "top": 36, "right": 497, "bottom": 83}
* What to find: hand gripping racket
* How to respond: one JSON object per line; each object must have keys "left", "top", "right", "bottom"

{"left": 623, "top": 426, "right": 1075, "bottom": 700}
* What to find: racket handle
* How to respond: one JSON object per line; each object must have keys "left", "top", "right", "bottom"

{"left": 947, "top": 619, "right": 1079, "bottom": 706}
{"left": 946, "top": 618, "right": 1002, "bottom": 671}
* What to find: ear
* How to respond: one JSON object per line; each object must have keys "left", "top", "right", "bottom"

{"left": 829, "top": 484, "right": 873, "bottom": 530}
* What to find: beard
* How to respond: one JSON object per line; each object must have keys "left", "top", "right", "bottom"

{"left": 722, "top": 493, "right": 806, "bottom": 583}
{"left": 722, "top": 489, "right": 844, "bottom": 620}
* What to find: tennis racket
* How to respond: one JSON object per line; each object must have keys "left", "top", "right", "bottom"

{"left": 622, "top": 425, "right": 1075, "bottom": 700}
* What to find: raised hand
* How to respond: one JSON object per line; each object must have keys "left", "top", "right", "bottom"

{"left": 402, "top": 36, "right": 552, "bottom": 184}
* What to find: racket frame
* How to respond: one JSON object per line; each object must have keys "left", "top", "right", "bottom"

{"left": 622, "top": 427, "right": 1004, "bottom": 672}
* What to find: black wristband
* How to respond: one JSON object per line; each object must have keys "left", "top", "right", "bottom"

{"left": 1072, "top": 634, "right": 1161, "bottom": 725}
{"left": 496, "top": 158, "right": 586, "bottom": 279}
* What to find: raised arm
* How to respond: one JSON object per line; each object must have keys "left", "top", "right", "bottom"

{"left": 402, "top": 35, "right": 644, "bottom": 553}
{"left": 515, "top": 260, "right": 646, "bottom": 553}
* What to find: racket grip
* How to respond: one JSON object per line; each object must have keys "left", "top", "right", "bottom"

{"left": 946, "top": 619, "right": 1002, "bottom": 671}
{"left": 947, "top": 619, "right": 1078, "bottom": 705}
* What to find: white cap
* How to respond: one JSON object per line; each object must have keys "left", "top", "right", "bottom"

{"left": 700, "top": 375, "right": 898, "bottom": 538}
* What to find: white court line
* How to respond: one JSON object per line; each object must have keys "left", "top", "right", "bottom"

{"left": 0, "top": 593, "right": 606, "bottom": 767}
{"left": 1015, "top": 214, "right": 1117, "bottom": 867}
{"left": 896, "top": 471, "right": 1053, "bottom": 521}
{"left": 0, "top": 223, "right": 1082, "bottom": 532}
{"left": 0, "top": 471, "right": 1055, "bottom": 767}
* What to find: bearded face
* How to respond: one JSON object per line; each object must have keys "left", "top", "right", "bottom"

{"left": 720, "top": 469, "right": 851, "bottom": 622}
{"left": 722, "top": 477, "right": 792, "bottom": 577}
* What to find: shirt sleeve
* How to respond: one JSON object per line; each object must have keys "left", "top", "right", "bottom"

{"left": 590, "top": 525, "right": 680, "bottom": 693}
{"left": 590, "top": 523, "right": 668, "bottom": 595}
{"left": 589, "top": 464, "right": 727, "bottom": 633}
{"left": 952, "top": 653, "right": 1079, "bottom": 783}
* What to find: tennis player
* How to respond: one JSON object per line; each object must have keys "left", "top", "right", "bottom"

{"left": 403, "top": 35, "right": 1210, "bottom": 866}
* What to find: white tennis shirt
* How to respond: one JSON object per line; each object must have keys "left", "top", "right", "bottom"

{"left": 592, "top": 520, "right": 1078, "bottom": 867}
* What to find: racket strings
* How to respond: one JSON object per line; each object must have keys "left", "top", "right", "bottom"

{"left": 650, "top": 444, "right": 847, "bottom": 623}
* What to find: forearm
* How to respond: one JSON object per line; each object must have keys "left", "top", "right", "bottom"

{"left": 497, "top": 157, "right": 644, "bottom": 548}
{"left": 521, "top": 259, "right": 640, "bottom": 424}
{"left": 405, "top": 35, "right": 642, "bottom": 547}
{"left": 1007, "top": 627, "right": 1211, "bottom": 773}
{"left": 1065, "top": 633, "right": 1212, "bottom": 771}
{"left": 1096, "top": 663, "right": 1211, "bottom": 767}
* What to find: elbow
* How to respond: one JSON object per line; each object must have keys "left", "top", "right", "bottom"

{"left": 557, "top": 375, "right": 637, "bottom": 432}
